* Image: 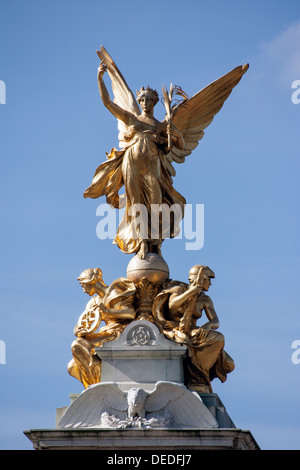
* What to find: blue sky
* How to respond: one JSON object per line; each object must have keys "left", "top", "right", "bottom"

{"left": 0, "top": 0, "right": 299, "bottom": 450}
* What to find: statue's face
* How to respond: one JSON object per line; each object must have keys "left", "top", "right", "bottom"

{"left": 139, "top": 94, "right": 155, "bottom": 114}
{"left": 201, "top": 276, "right": 212, "bottom": 292}
{"left": 80, "top": 283, "right": 95, "bottom": 296}
{"left": 188, "top": 267, "right": 212, "bottom": 292}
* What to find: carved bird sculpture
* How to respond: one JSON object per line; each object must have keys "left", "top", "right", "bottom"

{"left": 58, "top": 381, "right": 218, "bottom": 429}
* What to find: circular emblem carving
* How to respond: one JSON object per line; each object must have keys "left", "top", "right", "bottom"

{"left": 131, "top": 326, "right": 151, "bottom": 345}
{"left": 76, "top": 300, "right": 102, "bottom": 335}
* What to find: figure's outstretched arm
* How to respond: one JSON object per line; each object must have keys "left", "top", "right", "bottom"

{"left": 97, "top": 62, "right": 135, "bottom": 127}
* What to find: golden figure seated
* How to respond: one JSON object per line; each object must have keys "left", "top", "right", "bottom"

{"left": 153, "top": 265, "right": 235, "bottom": 392}
{"left": 68, "top": 268, "right": 136, "bottom": 388}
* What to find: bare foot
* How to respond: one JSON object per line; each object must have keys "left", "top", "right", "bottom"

{"left": 137, "top": 241, "right": 148, "bottom": 259}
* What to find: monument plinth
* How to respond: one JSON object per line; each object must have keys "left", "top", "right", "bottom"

{"left": 95, "top": 320, "right": 187, "bottom": 391}
{"left": 25, "top": 319, "right": 259, "bottom": 450}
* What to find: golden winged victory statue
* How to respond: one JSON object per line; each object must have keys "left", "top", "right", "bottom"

{"left": 84, "top": 46, "right": 249, "bottom": 259}
{"left": 68, "top": 46, "right": 248, "bottom": 392}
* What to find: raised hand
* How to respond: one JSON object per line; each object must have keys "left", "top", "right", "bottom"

{"left": 97, "top": 60, "right": 107, "bottom": 80}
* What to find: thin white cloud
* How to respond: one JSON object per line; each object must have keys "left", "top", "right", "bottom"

{"left": 259, "top": 21, "right": 300, "bottom": 86}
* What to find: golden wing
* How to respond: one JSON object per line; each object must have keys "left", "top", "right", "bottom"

{"left": 97, "top": 46, "right": 141, "bottom": 148}
{"left": 166, "top": 64, "right": 249, "bottom": 166}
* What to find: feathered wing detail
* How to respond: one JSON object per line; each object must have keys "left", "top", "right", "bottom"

{"left": 144, "top": 381, "right": 218, "bottom": 428}
{"left": 97, "top": 46, "right": 140, "bottom": 148}
{"left": 57, "top": 382, "right": 128, "bottom": 429}
{"left": 165, "top": 64, "right": 249, "bottom": 167}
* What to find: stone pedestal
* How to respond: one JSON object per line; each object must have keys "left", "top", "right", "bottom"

{"left": 24, "top": 320, "right": 260, "bottom": 450}
{"left": 95, "top": 320, "right": 187, "bottom": 391}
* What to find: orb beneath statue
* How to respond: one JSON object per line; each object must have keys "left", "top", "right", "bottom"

{"left": 126, "top": 253, "right": 169, "bottom": 285}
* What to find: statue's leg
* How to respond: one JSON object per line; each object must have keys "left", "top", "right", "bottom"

{"left": 144, "top": 173, "right": 163, "bottom": 253}
{"left": 186, "top": 331, "right": 225, "bottom": 392}
{"left": 138, "top": 240, "right": 148, "bottom": 259}
{"left": 70, "top": 338, "right": 101, "bottom": 388}
{"left": 122, "top": 152, "right": 147, "bottom": 258}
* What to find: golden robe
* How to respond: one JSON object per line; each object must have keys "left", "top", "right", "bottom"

{"left": 84, "top": 130, "right": 186, "bottom": 253}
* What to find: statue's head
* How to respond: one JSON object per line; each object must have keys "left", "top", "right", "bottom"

{"left": 137, "top": 86, "right": 159, "bottom": 112}
{"left": 188, "top": 265, "right": 215, "bottom": 291}
{"left": 77, "top": 268, "right": 104, "bottom": 296}
{"left": 127, "top": 388, "right": 148, "bottom": 417}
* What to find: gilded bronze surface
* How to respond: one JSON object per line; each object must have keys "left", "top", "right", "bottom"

{"left": 68, "top": 268, "right": 136, "bottom": 388}
{"left": 84, "top": 46, "right": 248, "bottom": 259}
{"left": 69, "top": 263, "right": 234, "bottom": 392}
{"left": 152, "top": 266, "right": 234, "bottom": 392}
{"left": 68, "top": 47, "right": 248, "bottom": 391}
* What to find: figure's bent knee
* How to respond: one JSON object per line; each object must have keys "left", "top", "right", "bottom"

{"left": 67, "top": 358, "right": 75, "bottom": 375}
{"left": 71, "top": 337, "right": 91, "bottom": 354}
{"left": 212, "top": 331, "right": 225, "bottom": 346}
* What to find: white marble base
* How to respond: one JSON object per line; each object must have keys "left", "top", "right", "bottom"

{"left": 24, "top": 427, "right": 260, "bottom": 450}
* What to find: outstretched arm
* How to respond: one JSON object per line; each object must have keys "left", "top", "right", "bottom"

{"left": 97, "top": 61, "right": 135, "bottom": 126}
